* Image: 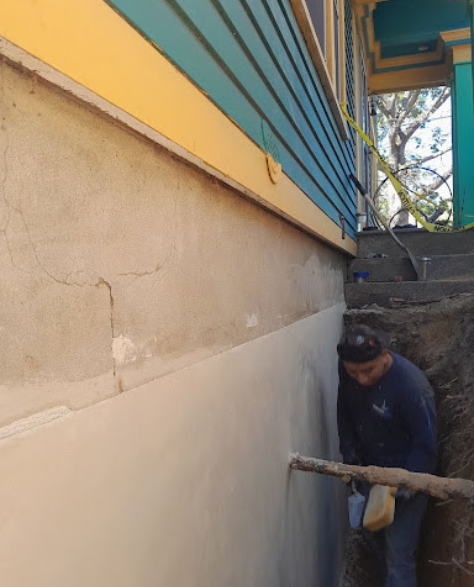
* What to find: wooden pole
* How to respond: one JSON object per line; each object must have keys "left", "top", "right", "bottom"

{"left": 289, "top": 453, "right": 474, "bottom": 501}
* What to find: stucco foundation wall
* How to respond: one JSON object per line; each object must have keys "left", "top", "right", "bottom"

{"left": 0, "top": 305, "right": 347, "bottom": 587}
{"left": 0, "top": 57, "right": 350, "bottom": 585}
{"left": 0, "top": 60, "right": 346, "bottom": 425}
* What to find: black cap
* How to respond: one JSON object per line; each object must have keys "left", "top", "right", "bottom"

{"left": 337, "top": 325, "right": 383, "bottom": 363}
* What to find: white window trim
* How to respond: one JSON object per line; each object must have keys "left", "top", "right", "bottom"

{"left": 290, "top": 0, "right": 349, "bottom": 139}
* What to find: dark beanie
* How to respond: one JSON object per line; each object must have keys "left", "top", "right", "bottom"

{"left": 337, "top": 325, "right": 384, "bottom": 363}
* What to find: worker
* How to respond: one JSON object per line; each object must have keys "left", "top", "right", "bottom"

{"left": 336, "top": 324, "right": 437, "bottom": 587}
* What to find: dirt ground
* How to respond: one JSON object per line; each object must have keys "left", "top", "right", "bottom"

{"left": 341, "top": 293, "right": 474, "bottom": 587}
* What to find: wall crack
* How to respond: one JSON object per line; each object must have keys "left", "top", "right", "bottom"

{"left": 97, "top": 277, "right": 117, "bottom": 379}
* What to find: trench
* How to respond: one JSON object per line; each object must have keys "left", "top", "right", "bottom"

{"left": 340, "top": 293, "right": 474, "bottom": 587}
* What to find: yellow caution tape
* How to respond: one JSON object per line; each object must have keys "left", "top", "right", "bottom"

{"left": 340, "top": 102, "right": 474, "bottom": 233}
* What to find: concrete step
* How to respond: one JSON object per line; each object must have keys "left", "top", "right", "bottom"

{"left": 358, "top": 229, "right": 474, "bottom": 258}
{"left": 345, "top": 280, "right": 474, "bottom": 308}
{"left": 348, "top": 254, "right": 474, "bottom": 283}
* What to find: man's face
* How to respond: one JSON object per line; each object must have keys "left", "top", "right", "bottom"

{"left": 343, "top": 350, "right": 389, "bottom": 387}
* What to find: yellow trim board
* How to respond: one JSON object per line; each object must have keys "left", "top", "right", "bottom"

{"left": 440, "top": 28, "right": 471, "bottom": 44}
{"left": 369, "top": 64, "right": 449, "bottom": 94}
{"left": 0, "top": 0, "right": 355, "bottom": 256}
{"left": 450, "top": 43, "right": 472, "bottom": 64}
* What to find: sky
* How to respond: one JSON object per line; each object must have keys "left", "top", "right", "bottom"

{"left": 375, "top": 89, "right": 453, "bottom": 225}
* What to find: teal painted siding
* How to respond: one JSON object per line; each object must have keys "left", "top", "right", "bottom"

{"left": 106, "top": 0, "right": 357, "bottom": 237}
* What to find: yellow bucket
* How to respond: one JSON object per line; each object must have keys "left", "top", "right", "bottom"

{"left": 363, "top": 485, "right": 396, "bottom": 532}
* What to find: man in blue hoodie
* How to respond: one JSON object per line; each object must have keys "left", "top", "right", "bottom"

{"left": 337, "top": 324, "right": 437, "bottom": 587}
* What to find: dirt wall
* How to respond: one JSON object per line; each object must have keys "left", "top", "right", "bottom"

{"left": 344, "top": 293, "right": 474, "bottom": 587}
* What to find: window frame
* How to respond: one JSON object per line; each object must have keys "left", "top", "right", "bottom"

{"left": 353, "top": 23, "right": 372, "bottom": 224}
{"left": 325, "top": 0, "right": 346, "bottom": 102}
{"left": 290, "top": 0, "right": 349, "bottom": 139}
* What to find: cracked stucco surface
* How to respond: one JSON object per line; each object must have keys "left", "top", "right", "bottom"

{"left": 0, "top": 60, "right": 346, "bottom": 425}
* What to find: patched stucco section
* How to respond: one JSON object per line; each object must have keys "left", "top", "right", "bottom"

{"left": 0, "top": 60, "right": 346, "bottom": 423}
{"left": 0, "top": 305, "right": 347, "bottom": 587}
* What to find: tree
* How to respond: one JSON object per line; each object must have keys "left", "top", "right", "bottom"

{"left": 375, "top": 88, "right": 453, "bottom": 227}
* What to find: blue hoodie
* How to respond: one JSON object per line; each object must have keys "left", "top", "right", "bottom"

{"left": 337, "top": 352, "right": 437, "bottom": 473}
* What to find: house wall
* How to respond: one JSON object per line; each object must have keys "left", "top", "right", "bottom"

{"left": 0, "top": 57, "right": 349, "bottom": 585}
{"left": 106, "top": 0, "right": 357, "bottom": 238}
{"left": 0, "top": 0, "right": 358, "bottom": 254}
{"left": 0, "top": 305, "right": 347, "bottom": 587}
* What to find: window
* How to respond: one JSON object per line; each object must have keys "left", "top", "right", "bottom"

{"left": 290, "top": 0, "right": 351, "bottom": 136}
{"left": 306, "top": 0, "right": 326, "bottom": 58}
{"left": 325, "top": 0, "right": 345, "bottom": 101}
{"left": 297, "top": 0, "right": 345, "bottom": 100}
{"left": 332, "top": 0, "right": 340, "bottom": 98}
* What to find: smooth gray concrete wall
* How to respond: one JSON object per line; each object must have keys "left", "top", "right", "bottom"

{"left": 0, "top": 307, "right": 347, "bottom": 587}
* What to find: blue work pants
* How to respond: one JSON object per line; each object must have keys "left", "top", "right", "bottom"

{"left": 364, "top": 493, "right": 428, "bottom": 587}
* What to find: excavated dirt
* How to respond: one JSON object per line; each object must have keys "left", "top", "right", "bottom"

{"left": 341, "top": 293, "right": 474, "bottom": 587}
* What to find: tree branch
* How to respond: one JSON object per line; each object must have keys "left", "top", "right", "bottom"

{"left": 398, "top": 90, "right": 421, "bottom": 126}
{"left": 414, "top": 148, "right": 452, "bottom": 166}
{"left": 404, "top": 88, "right": 450, "bottom": 140}
{"left": 376, "top": 97, "right": 394, "bottom": 122}
{"left": 289, "top": 454, "right": 474, "bottom": 500}
{"left": 421, "top": 169, "right": 453, "bottom": 193}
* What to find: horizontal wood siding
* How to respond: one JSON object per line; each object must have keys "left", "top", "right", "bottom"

{"left": 105, "top": 0, "right": 357, "bottom": 237}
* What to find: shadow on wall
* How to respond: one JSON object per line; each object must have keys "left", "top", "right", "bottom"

{"left": 278, "top": 337, "right": 347, "bottom": 587}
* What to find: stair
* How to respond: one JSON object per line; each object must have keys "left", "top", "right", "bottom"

{"left": 357, "top": 228, "right": 474, "bottom": 257}
{"left": 345, "top": 229, "right": 474, "bottom": 308}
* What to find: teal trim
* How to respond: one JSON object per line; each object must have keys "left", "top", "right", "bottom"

{"left": 452, "top": 62, "right": 474, "bottom": 227}
{"left": 444, "top": 39, "right": 472, "bottom": 47}
{"left": 362, "top": 0, "right": 469, "bottom": 76}
{"left": 105, "top": 0, "right": 358, "bottom": 236}
{"left": 471, "top": 4, "right": 474, "bottom": 108}
{"left": 373, "top": 0, "right": 468, "bottom": 60}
